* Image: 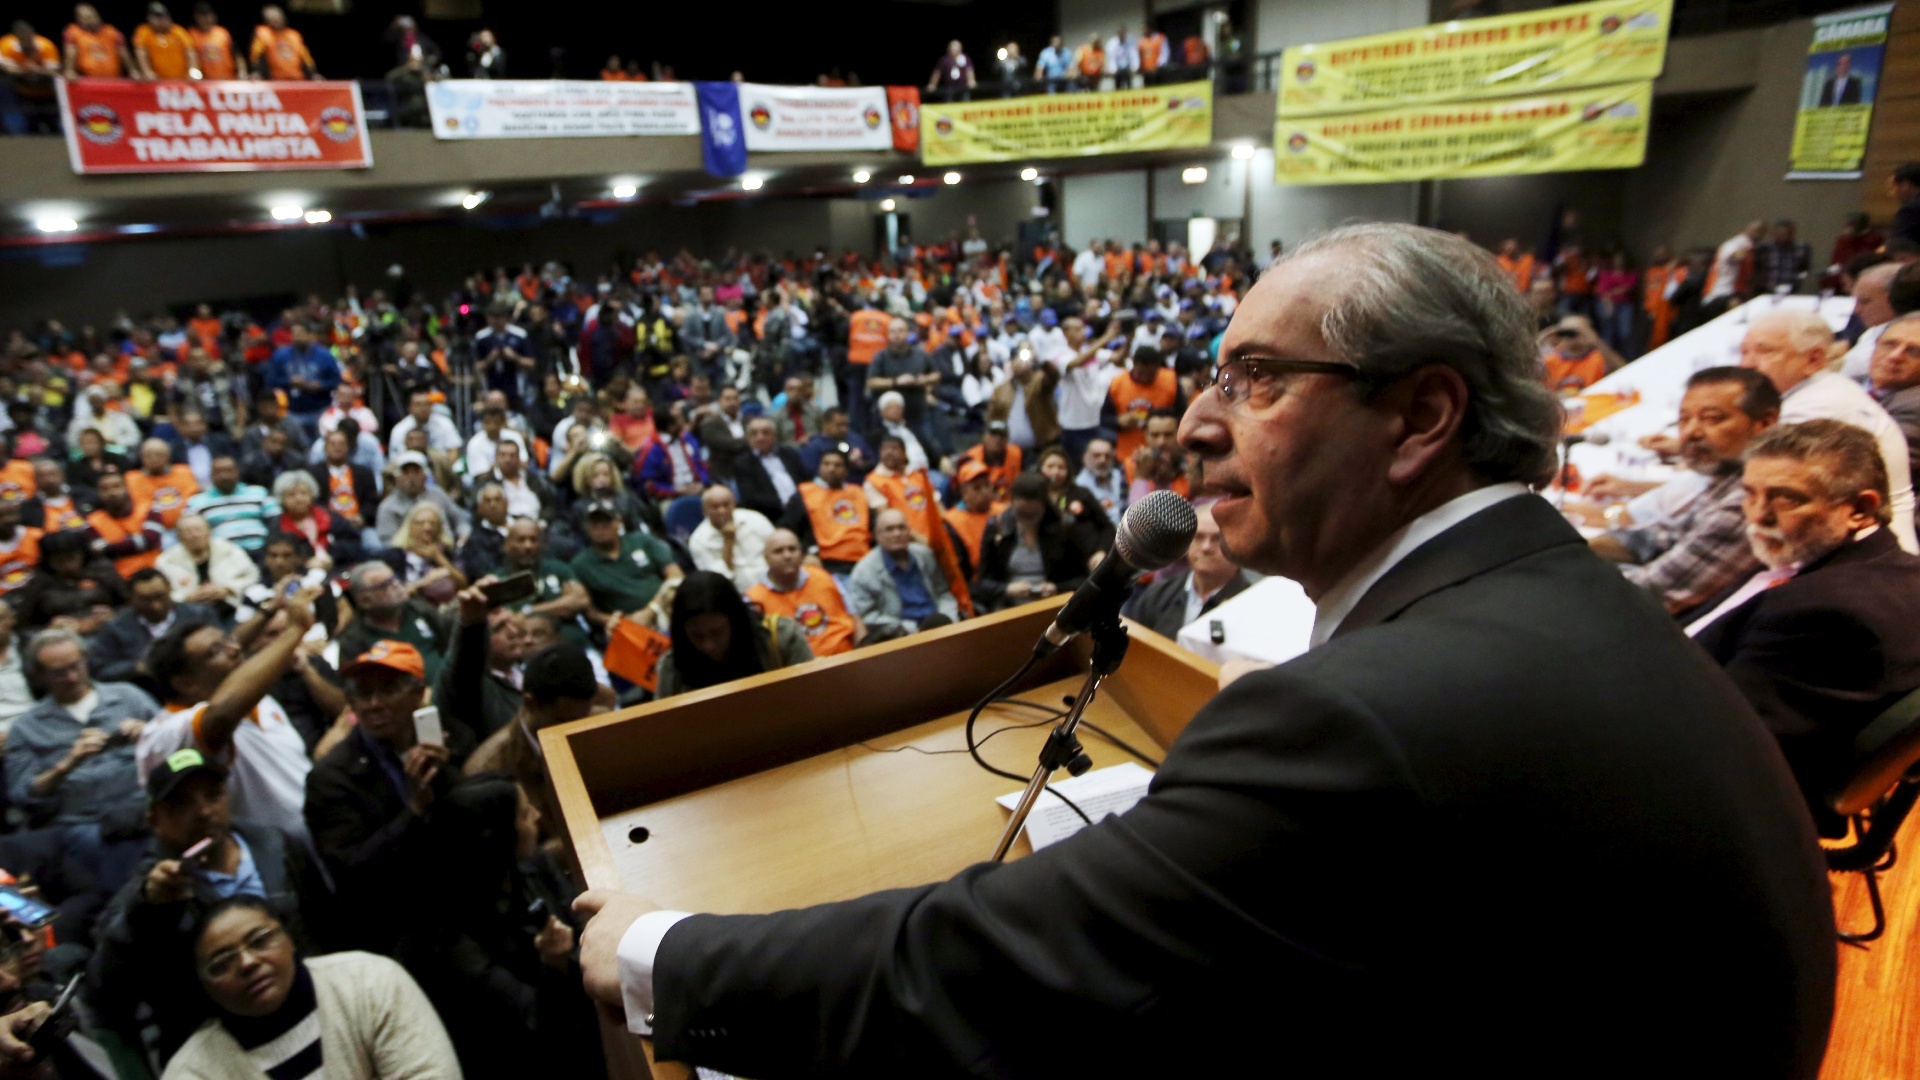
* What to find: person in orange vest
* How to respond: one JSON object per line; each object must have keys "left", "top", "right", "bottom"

{"left": 1138, "top": 27, "right": 1169, "bottom": 85}
{"left": 781, "top": 449, "right": 873, "bottom": 577}
{"left": 0, "top": 451, "right": 36, "bottom": 508}
{"left": 600, "top": 54, "right": 626, "bottom": 80}
{"left": 845, "top": 305, "right": 892, "bottom": 433}
{"left": 1126, "top": 409, "right": 1190, "bottom": 502}
{"left": 942, "top": 461, "right": 1005, "bottom": 577}
{"left": 23, "top": 459, "right": 89, "bottom": 534}
{"left": 1538, "top": 317, "right": 1617, "bottom": 394}
{"left": 955, "top": 421, "right": 1022, "bottom": 503}
{"left": 62, "top": 4, "right": 134, "bottom": 78}
{"left": 1106, "top": 346, "right": 1183, "bottom": 463}
{"left": 133, "top": 3, "right": 198, "bottom": 80}
{"left": 1642, "top": 246, "right": 1679, "bottom": 351}
{"left": 748, "top": 529, "right": 861, "bottom": 658}
{"left": 126, "top": 438, "right": 199, "bottom": 530}
{"left": 0, "top": 501, "right": 41, "bottom": 594}
{"left": 1554, "top": 242, "right": 1595, "bottom": 319}
{"left": 1495, "top": 239, "right": 1536, "bottom": 295}
{"left": 249, "top": 4, "right": 316, "bottom": 80}
{"left": 1073, "top": 32, "right": 1105, "bottom": 90}
{"left": 189, "top": 3, "right": 245, "bottom": 79}
{"left": 865, "top": 435, "right": 973, "bottom": 617}
{"left": 86, "top": 472, "right": 166, "bottom": 578}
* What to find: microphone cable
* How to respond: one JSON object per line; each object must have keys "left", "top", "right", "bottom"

{"left": 961, "top": 653, "right": 1093, "bottom": 826}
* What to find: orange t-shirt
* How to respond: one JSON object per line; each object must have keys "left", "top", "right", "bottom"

{"left": 0, "top": 528, "right": 41, "bottom": 593}
{"left": 1076, "top": 45, "right": 1105, "bottom": 76}
{"left": 1104, "top": 251, "right": 1133, "bottom": 282}
{"left": 189, "top": 316, "right": 223, "bottom": 354}
{"left": 88, "top": 505, "right": 160, "bottom": 577}
{"left": 847, "top": 310, "right": 891, "bottom": 366}
{"left": 133, "top": 23, "right": 195, "bottom": 78}
{"left": 1544, "top": 350, "right": 1607, "bottom": 394}
{"left": 1496, "top": 253, "right": 1535, "bottom": 293}
{"left": 250, "top": 25, "right": 312, "bottom": 80}
{"left": 0, "top": 34, "right": 60, "bottom": 72}
{"left": 797, "top": 483, "right": 871, "bottom": 564}
{"left": 65, "top": 23, "right": 127, "bottom": 77}
{"left": 748, "top": 571, "right": 856, "bottom": 658}
{"left": 1107, "top": 368, "right": 1180, "bottom": 462}
{"left": 189, "top": 25, "right": 236, "bottom": 79}
{"left": 0, "top": 461, "right": 37, "bottom": 506}
{"left": 126, "top": 465, "right": 199, "bottom": 528}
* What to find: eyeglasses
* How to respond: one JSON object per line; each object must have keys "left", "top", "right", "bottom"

{"left": 1204, "top": 356, "right": 1374, "bottom": 407}
{"left": 201, "top": 925, "right": 284, "bottom": 980}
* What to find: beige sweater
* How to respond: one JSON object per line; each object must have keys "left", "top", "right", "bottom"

{"left": 163, "top": 952, "right": 463, "bottom": 1080}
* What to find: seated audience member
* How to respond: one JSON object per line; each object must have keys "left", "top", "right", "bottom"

{"left": 797, "top": 407, "right": 874, "bottom": 483}
{"left": 157, "top": 514, "right": 260, "bottom": 613}
{"left": 637, "top": 404, "right": 708, "bottom": 502}
{"left": 310, "top": 428, "right": 382, "bottom": 549}
{"left": 1037, "top": 445, "right": 1114, "bottom": 555}
{"left": 1538, "top": 317, "right": 1616, "bottom": 394}
{"left": 955, "top": 420, "right": 1022, "bottom": 502}
{"left": 239, "top": 423, "right": 305, "bottom": 491}
{"left": 440, "top": 600, "right": 526, "bottom": 744}
{"left": 136, "top": 588, "right": 322, "bottom": 848}
{"left": 1075, "top": 436, "right": 1128, "bottom": 519}
{"left": 307, "top": 417, "right": 386, "bottom": 477}
{"left": 336, "top": 561, "right": 453, "bottom": 683}
{"left": 387, "top": 502, "right": 467, "bottom": 604}
{"left": 689, "top": 485, "right": 775, "bottom": 593}
{"left": 166, "top": 897, "right": 461, "bottom": 1080}
{"left": 491, "top": 518, "right": 593, "bottom": 647}
{"left": 695, "top": 385, "right": 749, "bottom": 484}
{"left": 607, "top": 388, "right": 658, "bottom": 457}
{"left": 1870, "top": 312, "right": 1920, "bottom": 465}
{"left": 88, "top": 567, "right": 222, "bottom": 683}
{"left": 865, "top": 435, "right": 973, "bottom": 614}
{"left": 14, "top": 529, "right": 128, "bottom": 633}
{"left": 846, "top": 509, "right": 960, "bottom": 641}
{"left": 976, "top": 473, "right": 1093, "bottom": 611}
{"left": 127, "top": 437, "right": 199, "bottom": 531}
{"left": 569, "top": 500, "right": 682, "bottom": 618}
{"left": 458, "top": 482, "right": 512, "bottom": 580}
{"left": 165, "top": 409, "right": 236, "bottom": 491}
{"left": 569, "top": 451, "right": 653, "bottom": 540}
{"left": 469, "top": 436, "right": 555, "bottom": 527}
{"left": 67, "top": 426, "right": 130, "bottom": 496}
{"left": 463, "top": 644, "right": 603, "bottom": 836}
{"left": 1741, "top": 308, "right": 1917, "bottom": 549}
{"left": 90, "top": 749, "right": 327, "bottom": 1063}
{"left": 1590, "top": 368, "right": 1781, "bottom": 613}
{"left": 0, "top": 502, "right": 40, "bottom": 596}
{"left": 655, "top": 571, "right": 812, "bottom": 699}
{"left": 467, "top": 404, "right": 529, "bottom": 478}
{"left": 748, "top": 529, "right": 861, "bottom": 658}
{"left": 377, "top": 449, "right": 468, "bottom": 546}
{"left": 781, "top": 449, "right": 873, "bottom": 577}
{"left": 7, "top": 630, "right": 156, "bottom": 848}
{"left": 305, "top": 638, "right": 455, "bottom": 955}
{"left": 21, "top": 457, "right": 92, "bottom": 534}
{"left": 1689, "top": 420, "right": 1920, "bottom": 835}
{"left": 943, "top": 461, "right": 1005, "bottom": 574}
{"left": 734, "top": 417, "right": 807, "bottom": 520}
{"left": 0, "top": 604, "right": 32, "bottom": 729}
{"left": 186, "top": 454, "right": 277, "bottom": 553}
{"left": 273, "top": 470, "right": 365, "bottom": 569}
{"left": 387, "top": 389, "right": 462, "bottom": 460}
{"left": 1122, "top": 502, "right": 1253, "bottom": 639}
{"left": 770, "top": 374, "right": 824, "bottom": 446}
{"left": 870, "top": 391, "right": 939, "bottom": 474}
{"left": 316, "top": 382, "right": 378, "bottom": 440}
{"left": 1127, "top": 408, "right": 1190, "bottom": 502}
{"left": 85, "top": 471, "right": 166, "bottom": 580}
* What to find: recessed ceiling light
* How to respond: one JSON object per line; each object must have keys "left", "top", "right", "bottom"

{"left": 880, "top": 198, "right": 897, "bottom": 212}
{"left": 303, "top": 209, "right": 332, "bottom": 224}
{"left": 611, "top": 182, "right": 638, "bottom": 199}
{"left": 461, "top": 191, "right": 489, "bottom": 210}
{"left": 852, "top": 170, "right": 871, "bottom": 183}
{"left": 34, "top": 216, "right": 78, "bottom": 233}
{"left": 898, "top": 174, "right": 915, "bottom": 185}
{"left": 270, "top": 205, "right": 302, "bottom": 221}
{"left": 1181, "top": 166, "right": 1208, "bottom": 184}
{"left": 1231, "top": 143, "right": 1255, "bottom": 160}
{"left": 742, "top": 176, "right": 764, "bottom": 191}
{"left": 1019, "top": 167, "right": 1038, "bottom": 181}
{"left": 943, "top": 171, "right": 962, "bottom": 185}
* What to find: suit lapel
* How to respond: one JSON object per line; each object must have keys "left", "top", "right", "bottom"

{"left": 1331, "top": 495, "right": 1584, "bottom": 641}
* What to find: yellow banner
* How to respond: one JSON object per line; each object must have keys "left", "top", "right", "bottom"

{"left": 1278, "top": 0, "right": 1671, "bottom": 118}
{"left": 1788, "top": 3, "right": 1892, "bottom": 178}
{"left": 1273, "top": 82, "right": 1652, "bottom": 186}
{"left": 919, "top": 81, "right": 1211, "bottom": 166}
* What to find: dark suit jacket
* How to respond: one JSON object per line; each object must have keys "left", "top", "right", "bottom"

{"left": 306, "top": 463, "right": 381, "bottom": 525}
{"left": 1122, "top": 568, "right": 1254, "bottom": 640}
{"left": 1819, "top": 75, "right": 1864, "bottom": 106}
{"left": 732, "top": 446, "right": 807, "bottom": 521}
{"left": 1878, "top": 383, "right": 1920, "bottom": 474}
{"left": 1692, "top": 527, "right": 1920, "bottom": 833}
{"left": 164, "top": 431, "right": 238, "bottom": 466}
{"left": 649, "top": 495, "right": 1835, "bottom": 1078}
{"left": 86, "top": 601, "right": 222, "bottom": 683}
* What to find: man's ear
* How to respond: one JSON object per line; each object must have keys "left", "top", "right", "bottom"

{"left": 1384, "top": 364, "right": 1470, "bottom": 486}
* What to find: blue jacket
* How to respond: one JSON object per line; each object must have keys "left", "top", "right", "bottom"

{"left": 264, "top": 343, "right": 342, "bottom": 415}
{"left": 636, "top": 432, "right": 709, "bottom": 500}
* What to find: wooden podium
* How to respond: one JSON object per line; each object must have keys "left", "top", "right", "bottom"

{"left": 539, "top": 596, "right": 1218, "bottom": 1078}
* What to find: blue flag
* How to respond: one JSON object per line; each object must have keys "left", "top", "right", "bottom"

{"left": 696, "top": 82, "right": 747, "bottom": 178}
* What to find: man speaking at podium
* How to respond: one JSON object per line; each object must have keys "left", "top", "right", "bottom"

{"left": 576, "top": 225, "right": 1836, "bottom": 1078}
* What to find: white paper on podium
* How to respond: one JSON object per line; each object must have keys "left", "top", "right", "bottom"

{"left": 1174, "top": 575, "right": 1317, "bottom": 666}
{"left": 996, "top": 762, "right": 1155, "bottom": 849}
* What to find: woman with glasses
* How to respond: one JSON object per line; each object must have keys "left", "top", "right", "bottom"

{"left": 165, "top": 896, "right": 459, "bottom": 1080}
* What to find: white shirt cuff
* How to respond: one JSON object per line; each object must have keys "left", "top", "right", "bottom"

{"left": 617, "top": 909, "right": 693, "bottom": 1036}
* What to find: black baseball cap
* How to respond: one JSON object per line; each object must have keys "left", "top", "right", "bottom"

{"left": 523, "top": 643, "right": 598, "bottom": 705}
{"left": 147, "top": 747, "right": 227, "bottom": 804}
{"left": 583, "top": 499, "right": 621, "bottom": 521}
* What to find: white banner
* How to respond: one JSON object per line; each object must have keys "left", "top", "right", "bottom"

{"left": 737, "top": 83, "right": 892, "bottom": 151}
{"left": 425, "top": 79, "right": 700, "bottom": 139}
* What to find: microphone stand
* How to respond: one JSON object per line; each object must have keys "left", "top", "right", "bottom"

{"left": 990, "top": 614, "right": 1130, "bottom": 862}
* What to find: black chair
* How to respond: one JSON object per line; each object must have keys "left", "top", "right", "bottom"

{"left": 1824, "top": 684, "right": 1920, "bottom": 945}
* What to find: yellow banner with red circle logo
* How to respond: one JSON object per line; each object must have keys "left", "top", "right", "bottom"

{"left": 919, "top": 81, "right": 1212, "bottom": 166}
{"left": 1273, "top": 81, "right": 1652, "bottom": 185}
{"left": 1278, "top": 0, "right": 1671, "bottom": 118}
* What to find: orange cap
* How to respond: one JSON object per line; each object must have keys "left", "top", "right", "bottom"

{"left": 341, "top": 639, "right": 426, "bottom": 680}
{"left": 955, "top": 460, "right": 990, "bottom": 485}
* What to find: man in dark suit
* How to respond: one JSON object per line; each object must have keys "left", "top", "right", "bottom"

{"left": 1690, "top": 419, "right": 1920, "bottom": 835}
{"left": 1819, "top": 52, "right": 1864, "bottom": 106}
{"left": 576, "top": 225, "right": 1836, "bottom": 1078}
{"left": 1870, "top": 313, "right": 1920, "bottom": 467}
{"left": 731, "top": 416, "right": 806, "bottom": 521}
{"left": 307, "top": 427, "right": 381, "bottom": 545}
{"left": 87, "top": 567, "right": 222, "bottom": 683}
{"left": 1122, "top": 500, "right": 1252, "bottom": 639}
{"left": 161, "top": 408, "right": 237, "bottom": 485}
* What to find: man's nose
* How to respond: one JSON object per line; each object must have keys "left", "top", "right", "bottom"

{"left": 1178, "top": 390, "right": 1229, "bottom": 459}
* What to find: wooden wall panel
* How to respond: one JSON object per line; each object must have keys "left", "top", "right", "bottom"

{"left": 1862, "top": 3, "right": 1920, "bottom": 224}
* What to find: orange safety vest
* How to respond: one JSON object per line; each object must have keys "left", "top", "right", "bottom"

{"left": 798, "top": 482, "right": 872, "bottom": 564}
{"left": 957, "top": 444, "right": 1023, "bottom": 503}
{"left": 1108, "top": 368, "right": 1179, "bottom": 462}
{"left": 1644, "top": 264, "right": 1678, "bottom": 349}
{"left": 133, "top": 24, "right": 194, "bottom": 79}
{"left": 88, "top": 505, "right": 160, "bottom": 577}
{"left": 65, "top": 24, "right": 125, "bottom": 77}
{"left": 36, "top": 494, "right": 87, "bottom": 534}
{"left": 1076, "top": 45, "right": 1105, "bottom": 76}
{"left": 0, "top": 461, "right": 36, "bottom": 506}
{"left": 1104, "top": 251, "right": 1132, "bottom": 282}
{"left": 127, "top": 465, "right": 198, "bottom": 529}
{"left": 1496, "top": 253, "right": 1535, "bottom": 293}
{"left": 868, "top": 468, "right": 974, "bottom": 617}
{"left": 0, "top": 528, "right": 40, "bottom": 592}
{"left": 324, "top": 466, "right": 359, "bottom": 519}
{"left": 190, "top": 25, "right": 235, "bottom": 79}
{"left": 1544, "top": 350, "right": 1607, "bottom": 394}
{"left": 250, "top": 25, "right": 312, "bottom": 80}
{"left": 848, "top": 309, "right": 891, "bottom": 366}
{"left": 748, "top": 571, "right": 857, "bottom": 658}
{"left": 1139, "top": 32, "right": 1168, "bottom": 71}
{"left": 943, "top": 504, "right": 1003, "bottom": 571}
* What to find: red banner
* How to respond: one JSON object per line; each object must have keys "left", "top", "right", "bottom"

{"left": 887, "top": 85, "right": 920, "bottom": 153}
{"left": 58, "top": 78, "right": 372, "bottom": 175}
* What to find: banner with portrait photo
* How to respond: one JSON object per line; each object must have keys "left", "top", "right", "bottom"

{"left": 58, "top": 78, "right": 370, "bottom": 174}
{"left": 1787, "top": 3, "right": 1892, "bottom": 179}
{"left": 424, "top": 79, "right": 699, "bottom": 139}
{"left": 1273, "top": 82, "right": 1651, "bottom": 186}
{"left": 918, "top": 81, "right": 1212, "bottom": 166}
{"left": 735, "top": 83, "right": 893, "bottom": 151}
{"left": 1277, "top": 0, "right": 1671, "bottom": 118}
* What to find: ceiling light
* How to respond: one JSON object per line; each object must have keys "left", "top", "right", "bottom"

{"left": 1181, "top": 166, "right": 1208, "bottom": 184}
{"left": 742, "top": 176, "right": 764, "bottom": 191}
{"left": 1231, "top": 143, "right": 1255, "bottom": 160}
{"left": 270, "top": 205, "right": 302, "bottom": 221}
{"left": 461, "top": 191, "right": 489, "bottom": 210}
{"left": 880, "top": 198, "right": 897, "bottom": 212}
{"left": 303, "top": 209, "right": 332, "bottom": 224}
{"left": 943, "top": 171, "right": 962, "bottom": 186}
{"left": 996, "top": 48, "right": 1008, "bottom": 61}
{"left": 611, "top": 182, "right": 638, "bottom": 199}
{"left": 852, "top": 170, "right": 871, "bottom": 184}
{"left": 1020, "top": 167, "right": 1039, "bottom": 181}
{"left": 898, "top": 174, "right": 915, "bottom": 185}
{"left": 34, "top": 216, "right": 78, "bottom": 233}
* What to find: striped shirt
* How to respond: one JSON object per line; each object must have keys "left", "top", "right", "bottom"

{"left": 188, "top": 483, "right": 280, "bottom": 551}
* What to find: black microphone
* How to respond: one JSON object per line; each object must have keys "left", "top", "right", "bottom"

{"left": 1039, "top": 489, "right": 1198, "bottom": 653}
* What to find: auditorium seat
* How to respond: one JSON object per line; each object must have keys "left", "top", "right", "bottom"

{"left": 1826, "top": 684, "right": 1920, "bottom": 944}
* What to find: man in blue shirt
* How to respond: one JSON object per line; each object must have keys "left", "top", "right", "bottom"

{"left": 264, "top": 323, "right": 342, "bottom": 442}
{"left": 1034, "top": 34, "right": 1073, "bottom": 92}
